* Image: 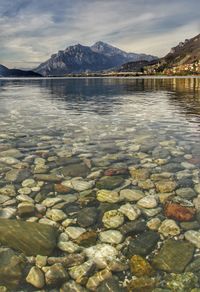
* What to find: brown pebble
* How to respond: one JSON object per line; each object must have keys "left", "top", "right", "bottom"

{"left": 164, "top": 202, "right": 195, "bottom": 222}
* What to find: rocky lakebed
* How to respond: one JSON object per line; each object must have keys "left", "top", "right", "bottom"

{"left": 1, "top": 135, "right": 200, "bottom": 292}
{"left": 0, "top": 78, "right": 200, "bottom": 292}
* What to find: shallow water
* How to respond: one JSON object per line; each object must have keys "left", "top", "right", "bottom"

{"left": 0, "top": 78, "right": 200, "bottom": 156}
{"left": 1, "top": 77, "right": 200, "bottom": 291}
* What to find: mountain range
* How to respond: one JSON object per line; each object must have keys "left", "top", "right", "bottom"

{"left": 0, "top": 64, "right": 41, "bottom": 78}
{"left": 0, "top": 34, "right": 199, "bottom": 77}
{"left": 34, "top": 41, "right": 157, "bottom": 76}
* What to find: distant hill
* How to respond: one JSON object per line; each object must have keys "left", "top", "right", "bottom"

{"left": 161, "top": 33, "right": 200, "bottom": 67}
{"left": 144, "top": 33, "right": 200, "bottom": 74}
{"left": 116, "top": 60, "right": 158, "bottom": 72}
{"left": 0, "top": 64, "right": 41, "bottom": 77}
{"left": 34, "top": 41, "right": 157, "bottom": 76}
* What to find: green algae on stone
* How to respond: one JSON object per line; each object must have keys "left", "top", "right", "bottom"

{"left": 165, "top": 272, "right": 198, "bottom": 292}
{"left": 0, "top": 219, "right": 58, "bottom": 256}
{"left": 152, "top": 239, "right": 194, "bottom": 273}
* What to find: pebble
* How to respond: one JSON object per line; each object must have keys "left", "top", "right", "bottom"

{"left": 65, "top": 227, "right": 86, "bottom": 239}
{"left": 158, "top": 219, "right": 180, "bottom": 237}
{"left": 41, "top": 197, "right": 62, "bottom": 207}
{"left": 69, "top": 260, "right": 94, "bottom": 280}
{"left": 130, "top": 255, "right": 154, "bottom": 277}
{"left": 26, "top": 266, "right": 45, "bottom": 289}
{"left": 45, "top": 263, "right": 69, "bottom": 286}
{"left": 119, "top": 203, "right": 141, "bottom": 220}
{"left": 164, "top": 202, "right": 196, "bottom": 221}
{"left": 185, "top": 230, "right": 200, "bottom": 248}
{"left": 99, "top": 230, "right": 123, "bottom": 244}
{"left": 102, "top": 210, "right": 124, "bottom": 228}
{"left": 46, "top": 209, "right": 67, "bottom": 222}
{"left": 147, "top": 218, "right": 161, "bottom": 230}
{"left": 84, "top": 244, "right": 118, "bottom": 268}
{"left": 86, "top": 268, "right": 112, "bottom": 291}
{"left": 97, "top": 190, "right": 120, "bottom": 203}
{"left": 119, "top": 188, "right": 144, "bottom": 201}
{"left": 155, "top": 180, "right": 177, "bottom": 193}
{"left": 137, "top": 195, "right": 158, "bottom": 209}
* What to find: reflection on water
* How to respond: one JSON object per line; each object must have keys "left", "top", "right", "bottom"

{"left": 0, "top": 78, "right": 200, "bottom": 156}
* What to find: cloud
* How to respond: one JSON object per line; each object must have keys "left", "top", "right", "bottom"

{"left": 0, "top": 0, "right": 199, "bottom": 68}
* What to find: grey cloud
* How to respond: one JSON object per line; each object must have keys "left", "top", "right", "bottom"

{"left": 0, "top": 0, "right": 199, "bottom": 68}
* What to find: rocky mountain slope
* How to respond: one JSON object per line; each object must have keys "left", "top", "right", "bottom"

{"left": 34, "top": 42, "right": 157, "bottom": 76}
{"left": 161, "top": 33, "right": 200, "bottom": 67}
{"left": 0, "top": 64, "right": 41, "bottom": 77}
{"left": 145, "top": 33, "right": 200, "bottom": 74}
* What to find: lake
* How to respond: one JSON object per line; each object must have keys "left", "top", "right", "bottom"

{"left": 0, "top": 77, "right": 200, "bottom": 291}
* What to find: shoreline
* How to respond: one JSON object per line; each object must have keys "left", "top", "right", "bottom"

{"left": 0, "top": 75, "right": 200, "bottom": 80}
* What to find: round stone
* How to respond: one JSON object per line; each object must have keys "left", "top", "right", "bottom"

{"left": 119, "top": 189, "right": 144, "bottom": 202}
{"left": 97, "top": 190, "right": 120, "bottom": 203}
{"left": 102, "top": 210, "right": 124, "bottom": 228}
{"left": 99, "top": 230, "right": 123, "bottom": 244}
{"left": 65, "top": 227, "right": 86, "bottom": 239}
{"left": 185, "top": 230, "right": 200, "bottom": 248}
{"left": 119, "top": 203, "right": 141, "bottom": 220}
{"left": 137, "top": 196, "right": 158, "bottom": 209}
{"left": 46, "top": 209, "right": 67, "bottom": 222}
{"left": 158, "top": 219, "right": 180, "bottom": 237}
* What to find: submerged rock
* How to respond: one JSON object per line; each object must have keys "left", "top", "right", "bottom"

{"left": 0, "top": 219, "right": 58, "bottom": 256}
{"left": 96, "top": 176, "right": 124, "bottom": 190}
{"left": 152, "top": 239, "right": 194, "bottom": 273}
{"left": 127, "top": 231, "right": 159, "bottom": 257}
{"left": 26, "top": 266, "right": 45, "bottom": 289}
{"left": 165, "top": 272, "right": 198, "bottom": 292}
{"left": 164, "top": 202, "right": 196, "bottom": 222}
{"left": 0, "top": 247, "right": 26, "bottom": 289}
{"left": 130, "top": 255, "right": 155, "bottom": 277}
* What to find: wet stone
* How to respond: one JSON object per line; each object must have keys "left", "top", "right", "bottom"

{"left": 45, "top": 263, "right": 69, "bottom": 286}
{"left": 158, "top": 219, "right": 180, "bottom": 237}
{"left": 119, "top": 188, "right": 144, "bottom": 201}
{"left": 155, "top": 180, "right": 177, "bottom": 193}
{"left": 76, "top": 231, "right": 98, "bottom": 247}
{"left": 164, "top": 202, "right": 196, "bottom": 221}
{"left": 97, "top": 189, "right": 120, "bottom": 203}
{"left": 127, "top": 277, "right": 156, "bottom": 292}
{"left": 99, "top": 230, "right": 123, "bottom": 244}
{"left": 0, "top": 219, "right": 58, "bottom": 256}
{"left": 180, "top": 221, "right": 200, "bottom": 230}
{"left": 26, "top": 266, "right": 45, "bottom": 289}
{"left": 152, "top": 239, "right": 194, "bottom": 273}
{"left": 5, "top": 168, "right": 31, "bottom": 183}
{"left": 129, "top": 168, "right": 150, "bottom": 180}
{"left": 176, "top": 187, "right": 197, "bottom": 199}
{"left": 130, "top": 255, "right": 155, "bottom": 277}
{"left": 96, "top": 176, "right": 124, "bottom": 190}
{"left": 127, "top": 231, "right": 159, "bottom": 257}
{"left": 119, "top": 219, "right": 146, "bottom": 235}
{"left": 77, "top": 207, "right": 99, "bottom": 227}
{"left": 61, "top": 280, "right": 88, "bottom": 292}
{"left": 165, "top": 272, "right": 198, "bottom": 292}
{"left": 0, "top": 248, "right": 25, "bottom": 290}
{"left": 102, "top": 210, "right": 124, "bottom": 228}
{"left": 119, "top": 203, "right": 141, "bottom": 220}
{"left": 61, "top": 163, "right": 90, "bottom": 178}
{"left": 185, "top": 230, "right": 200, "bottom": 248}
{"left": 86, "top": 268, "right": 112, "bottom": 291}
{"left": 96, "top": 277, "right": 125, "bottom": 292}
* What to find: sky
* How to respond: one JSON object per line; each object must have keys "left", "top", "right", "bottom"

{"left": 0, "top": 0, "right": 200, "bottom": 69}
